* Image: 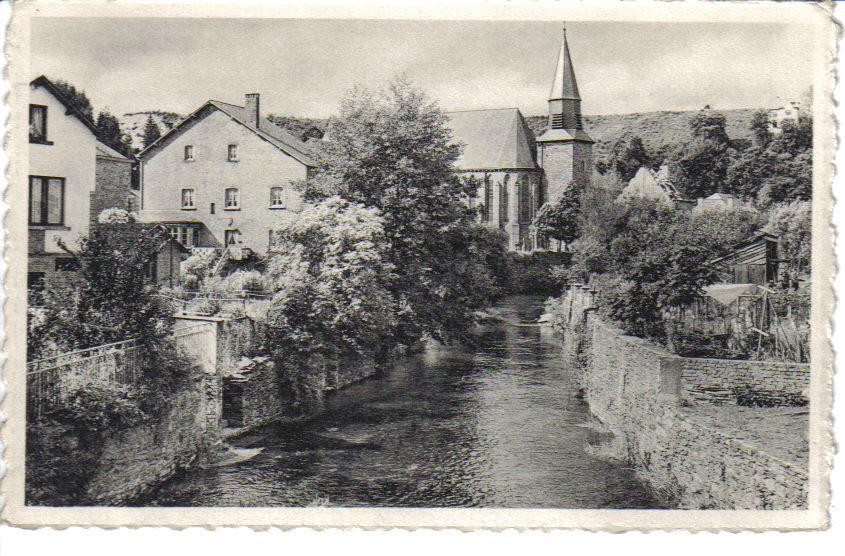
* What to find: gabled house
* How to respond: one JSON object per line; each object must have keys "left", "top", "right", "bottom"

{"left": 28, "top": 76, "right": 103, "bottom": 295}
{"left": 137, "top": 94, "right": 316, "bottom": 255}
{"left": 94, "top": 141, "right": 134, "bottom": 222}
{"left": 618, "top": 165, "right": 694, "bottom": 210}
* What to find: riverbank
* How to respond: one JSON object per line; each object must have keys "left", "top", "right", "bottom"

{"left": 555, "top": 285, "right": 809, "bottom": 509}
{"left": 138, "top": 296, "right": 660, "bottom": 508}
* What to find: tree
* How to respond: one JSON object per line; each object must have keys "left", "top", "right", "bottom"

{"left": 265, "top": 197, "right": 396, "bottom": 360}
{"left": 597, "top": 135, "right": 654, "bottom": 181}
{"left": 533, "top": 180, "right": 582, "bottom": 249}
{"left": 670, "top": 111, "right": 735, "bottom": 199}
{"left": 299, "top": 77, "right": 500, "bottom": 345}
{"left": 35, "top": 221, "right": 175, "bottom": 353}
{"left": 750, "top": 109, "right": 772, "bottom": 148}
{"left": 51, "top": 79, "right": 95, "bottom": 120}
{"left": 142, "top": 114, "right": 162, "bottom": 149}
{"left": 95, "top": 110, "right": 135, "bottom": 156}
{"left": 767, "top": 201, "right": 811, "bottom": 288}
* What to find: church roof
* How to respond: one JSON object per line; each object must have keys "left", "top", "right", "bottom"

{"left": 549, "top": 32, "right": 581, "bottom": 101}
{"left": 445, "top": 108, "right": 538, "bottom": 171}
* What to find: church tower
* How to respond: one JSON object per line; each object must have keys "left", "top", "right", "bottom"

{"left": 536, "top": 27, "right": 594, "bottom": 204}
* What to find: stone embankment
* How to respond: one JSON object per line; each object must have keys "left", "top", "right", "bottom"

{"left": 556, "top": 285, "right": 810, "bottom": 510}
{"left": 42, "top": 314, "right": 382, "bottom": 505}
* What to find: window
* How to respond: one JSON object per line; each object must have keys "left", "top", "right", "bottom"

{"left": 225, "top": 229, "right": 241, "bottom": 246}
{"left": 500, "top": 175, "right": 510, "bottom": 224}
{"left": 29, "top": 104, "right": 48, "bottom": 143}
{"left": 169, "top": 226, "right": 196, "bottom": 247}
{"left": 268, "top": 229, "right": 276, "bottom": 249}
{"left": 225, "top": 188, "right": 240, "bottom": 209}
{"left": 29, "top": 176, "right": 64, "bottom": 226}
{"left": 181, "top": 188, "right": 195, "bottom": 209}
{"left": 270, "top": 187, "right": 286, "bottom": 208}
{"left": 227, "top": 144, "right": 239, "bottom": 161}
{"left": 184, "top": 145, "right": 194, "bottom": 161}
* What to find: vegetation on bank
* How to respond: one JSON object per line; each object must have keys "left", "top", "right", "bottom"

{"left": 541, "top": 111, "right": 812, "bottom": 361}
{"left": 27, "top": 213, "right": 201, "bottom": 505}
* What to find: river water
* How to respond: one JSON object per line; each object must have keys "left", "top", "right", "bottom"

{"left": 141, "top": 296, "right": 658, "bottom": 508}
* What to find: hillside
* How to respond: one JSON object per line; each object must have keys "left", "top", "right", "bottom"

{"left": 525, "top": 109, "right": 759, "bottom": 161}
{"left": 117, "top": 108, "right": 761, "bottom": 159}
{"left": 122, "top": 111, "right": 185, "bottom": 151}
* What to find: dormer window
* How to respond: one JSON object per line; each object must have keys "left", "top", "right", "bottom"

{"left": 227, "top": 144, "right": 239, "bottom": 161}
{"left": 270, "top": 186, "right": 286, "bottom": 208}
{"left": 225, "top": 188, "right": 240, "bottom": 210}
{"left": 29, "top": 104, "right": 48, "bottom": 143}
{"left": 184, "top": 145, "right": 194, "bottom": 161}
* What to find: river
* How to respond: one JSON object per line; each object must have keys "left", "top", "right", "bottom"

{"left": 140, "top": 296, "right": 659, "bottom": 508}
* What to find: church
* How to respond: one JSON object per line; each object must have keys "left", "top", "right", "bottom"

{"left": 445, "top": 30, "right": 593, "bottom": 252}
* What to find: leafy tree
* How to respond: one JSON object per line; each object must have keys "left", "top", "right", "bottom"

{"left": 767, "top": 201, "right": 811, "bottom": 288}
{"left": 51, "top": 79, "right": 95, "bottom": 120}
{"left": 300, "top": 77, "right": 500, "bottom": 345}
{"left": 265, "top": 197, "right": 396, "bottom": 359}
{"left": 596, "top": 135, "right": 654, "bottom": 181}
{"left": 35, "top": 221, "right": 174, "bottom": 353}
{"left": 533, "top": 180, "right": 582, "bottom": 249}
{"left": 142, "top": 114, "right": 162, "bottom": 149}
{"left": 95, "top": 110, "right": 135, "bottom": 156}
{"left": 670, "top": 111, "right": 735, "bottom": 199}
{"left": 750, "top": 109, "right": 772, "bottom": 148}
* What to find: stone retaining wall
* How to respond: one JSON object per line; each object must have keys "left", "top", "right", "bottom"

{"left": 83, "top": 376, "right": 211, "bottom": 505}
{"left": 556, "top": 284, "right": 809, "bottom": 509}
{"left": 680, "top": 357, "right": 809, "bottom": 406}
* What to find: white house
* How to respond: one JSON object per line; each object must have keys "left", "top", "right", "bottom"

{"left": 28, "top": 75, "right": 102, "bottom": 294}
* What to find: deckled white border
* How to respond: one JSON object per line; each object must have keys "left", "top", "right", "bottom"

{"left": 0, "top": 0, "right": 837, "bottom": 531}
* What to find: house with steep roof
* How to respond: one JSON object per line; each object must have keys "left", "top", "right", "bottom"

{"left": 618, "top": 165, "right": 694, "bottom": 210}
{"left": 447, "top": 29, "right": 594, "bottom": 251}
{"left": 28, "top": 75, "right": 136, "bottom": 296}
{"left": 137, "top": 93, "right": 316, "bottom": 255}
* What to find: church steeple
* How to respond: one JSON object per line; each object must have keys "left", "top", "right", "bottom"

{"left": 547, "top": 26, "right": 584, "bottom": 131}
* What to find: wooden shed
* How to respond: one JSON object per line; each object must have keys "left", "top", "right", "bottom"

{"left": 712, "top": 232, "right": 781, "bottom": 285}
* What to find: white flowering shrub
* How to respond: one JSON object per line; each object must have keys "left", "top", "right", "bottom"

{"left": 97, "top": 208, "right": 133, "bottom": 224}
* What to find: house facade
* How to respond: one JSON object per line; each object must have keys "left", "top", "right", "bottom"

{"left": 138, "top": 94, "right": 315, "bottom": 255}
{"left": 446, "top": 30, "right": 593, "bottom": 252}
{"left": 768, "top": 101, "right": 801, "bottom": 135}
{"left": 28, "top": 76, "right": 102, "bottom": 295}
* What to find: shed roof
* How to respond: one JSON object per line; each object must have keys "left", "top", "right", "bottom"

{"left": 445, "top": 108, "right": 537, "bottom": 171}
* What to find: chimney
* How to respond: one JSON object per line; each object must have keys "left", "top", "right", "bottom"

{"left": 245, "top": 93, "right": 260, "bottom": 126}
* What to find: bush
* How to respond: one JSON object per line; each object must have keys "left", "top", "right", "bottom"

{"left": 505, "top": 251, "right": 571, "bottom": 296}
{"left": 180, "top": 250, "right": 219, "bottom": 290}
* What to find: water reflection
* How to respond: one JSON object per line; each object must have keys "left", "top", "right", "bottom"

{"left": 140, "top": 296, "right": 658, "bottom": 508}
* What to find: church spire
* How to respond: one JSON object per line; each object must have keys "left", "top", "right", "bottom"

{"left": 549, "top": 25, "right": 581, "bottom": 101}
{"left": 547, "top": 25, "right": 583, "bottom": 130}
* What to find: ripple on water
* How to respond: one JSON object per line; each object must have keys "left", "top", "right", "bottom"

{"left": 139, "top": 296, "right": 659, "bottom": 508}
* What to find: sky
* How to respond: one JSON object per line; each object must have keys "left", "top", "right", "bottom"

{"left": 30, "top": 17, "right": 815, "bottom": 119}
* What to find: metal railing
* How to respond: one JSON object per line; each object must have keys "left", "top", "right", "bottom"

{"left": 27, "top": 322, "right": 217, "bottom": 419}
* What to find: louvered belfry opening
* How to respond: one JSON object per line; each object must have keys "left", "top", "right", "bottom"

{"left": 551, "top": 114, "right": 564, "bottom": 129}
